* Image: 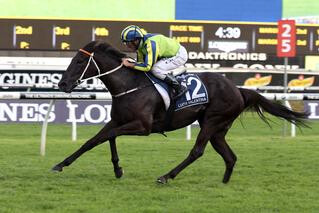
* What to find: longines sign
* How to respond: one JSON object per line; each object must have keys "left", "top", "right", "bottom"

{"left": 0, "top": 100, "right": 318, "bottom": 125}
{"left": 0, "top": 100, "right": 112, "bottom": 124}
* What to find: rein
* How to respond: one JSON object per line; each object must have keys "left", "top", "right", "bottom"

{"left": 112, "top": 83, "right": 155, "bottom": 98}
{"left": 77, "top": 48, "right": 154, "bottom": 98}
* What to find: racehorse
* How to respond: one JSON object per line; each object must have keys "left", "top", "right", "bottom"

{"left": 53, "top": 41, "right": 308, "bottom": 184}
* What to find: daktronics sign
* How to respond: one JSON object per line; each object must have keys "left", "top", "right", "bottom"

{"left": 277, "top": 20, "right": 296, "bottom": 57}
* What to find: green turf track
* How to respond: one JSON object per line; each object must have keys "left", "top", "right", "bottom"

{"left": 0, "top": 113, "right": 319, "bottom": 213}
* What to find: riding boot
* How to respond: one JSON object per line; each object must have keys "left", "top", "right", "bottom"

{"left": 163, "top": 74, "right": 187, "bottom": 99}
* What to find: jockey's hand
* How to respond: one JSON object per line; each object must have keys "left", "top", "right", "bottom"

{"left": 122, "top": 58, "right": 135, "bottom": 68}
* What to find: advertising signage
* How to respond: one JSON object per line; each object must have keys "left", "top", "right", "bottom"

{"left": 0, "top": 99, "right": 318, "bottom": 125}
{"left": 0, "top": 18, "right": 318, "bottom": 55}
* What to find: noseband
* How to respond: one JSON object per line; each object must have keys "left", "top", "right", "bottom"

{"left": 76, "top": 48, "right": 123, "bottom": 85}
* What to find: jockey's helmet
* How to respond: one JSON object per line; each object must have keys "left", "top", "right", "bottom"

{"left": 121, "top": 25, "right": 144, "bottom": 43}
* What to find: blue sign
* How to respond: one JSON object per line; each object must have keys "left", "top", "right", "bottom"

{"left": 176, "top": 0, "right": 282, "bottom": 22}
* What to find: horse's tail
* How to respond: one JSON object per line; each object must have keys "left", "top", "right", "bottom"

{"left": 239, "top": 88, "right": 309, "bottom": 127}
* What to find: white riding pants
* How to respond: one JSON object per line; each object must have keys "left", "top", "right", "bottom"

{"left": 151, "top": 45, "right": 188, "bottom": 80}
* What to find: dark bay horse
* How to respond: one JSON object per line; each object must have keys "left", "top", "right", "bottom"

{"left": 53, "top": 41, "right": 308, "bottom": 184}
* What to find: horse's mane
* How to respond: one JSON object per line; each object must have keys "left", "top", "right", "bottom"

{"left": 83, "top": 41, "right": 127, "bottom": 63}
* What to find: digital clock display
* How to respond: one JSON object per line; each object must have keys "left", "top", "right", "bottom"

{"left": 215, "top": 27, "right": 241, "bottom": 39}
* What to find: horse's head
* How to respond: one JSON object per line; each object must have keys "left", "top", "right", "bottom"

{"left": 58, "top": 41, "right": 126, "bottom": 93}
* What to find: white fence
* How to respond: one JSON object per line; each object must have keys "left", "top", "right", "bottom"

{"left": 0, "top": 91, "right": 317, "bottom": 156}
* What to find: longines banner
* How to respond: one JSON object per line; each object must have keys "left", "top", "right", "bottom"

{"left": 0, "top": 69, "right": 104, "bottom": 92}
{"left": 0, "top": 99, "right": 318, "bottom": 124}
{"left": 0, "top": 100, "right": 112, "bottom": 124}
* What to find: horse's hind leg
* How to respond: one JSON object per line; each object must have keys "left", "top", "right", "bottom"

{"left": 109, "top": 138, "right": 123, "bottom": 178}
{"left": 157, "top": 127, "right": 211, "bottom": 184}
{"left": 157, "top": 113, "right": 237, "bottom": 184}
{"left": 210, "top": 129, "right": 237, "bottom": 183}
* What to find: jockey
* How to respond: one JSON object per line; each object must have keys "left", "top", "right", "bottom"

{"left": 120, "top": 25, "right": 188, "bottom": 99}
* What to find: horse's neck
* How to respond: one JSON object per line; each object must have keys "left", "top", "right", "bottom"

{"left": 100, "top": 67, "right": 146, "bottom": 96}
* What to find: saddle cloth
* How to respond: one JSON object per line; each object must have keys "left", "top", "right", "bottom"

{"left": 145, "top": 73, "right": 209, "bottom": 111}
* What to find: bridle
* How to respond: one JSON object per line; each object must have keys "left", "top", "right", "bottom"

{"left": 76, "top": 48, "right": 123, "bottom": 85}
{"left": 76, "top": 48, "right": 154, "bottom": 98}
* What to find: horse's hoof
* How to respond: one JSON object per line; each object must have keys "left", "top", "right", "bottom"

{"left": 114, "top": 167, "right": 124, "bottom": 178}
{"left": 222, "top": 179, "right": 229, "bottom": 184}
{"left": 222, "top": 168, "right": 233, "bottom": 183}
{"left": 51, "top": 165, "right": 63, "bottom": 172}
{"left": 156, "top": 176, "right": 168, "bottom": 184}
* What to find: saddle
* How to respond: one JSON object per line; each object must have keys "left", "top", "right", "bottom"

{"left": 145, "top": 72, "right": 209, "bottom": 111}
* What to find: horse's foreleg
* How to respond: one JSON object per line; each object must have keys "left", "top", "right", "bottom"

{"left": 210, "top": 130, "right": 237, "bottom": 183}
{"left": 52, "top": 121, "right": 117, "bottom": 172}
{"left": 52, "top": 119, "right": 150, "bottom": 172}
{"left": 109, "top": 138, "right": 123, "bottom": 178}
{"left": 106, "top": 119, "right": 151, "bottom": 177}
{"left": 157, "top": 127, "right": 211, "bottom": 184}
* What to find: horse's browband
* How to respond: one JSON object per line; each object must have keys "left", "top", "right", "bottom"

{"left": 79, "top": 48, "right": 92, "bottom": 56}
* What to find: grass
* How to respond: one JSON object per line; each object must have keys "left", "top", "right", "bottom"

{"left": 0, "top": 113, "right": 319, "bottom": 213}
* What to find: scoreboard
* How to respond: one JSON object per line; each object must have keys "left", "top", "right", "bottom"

{"left": 0, "top": 18, "right": 319, "bottom": 55}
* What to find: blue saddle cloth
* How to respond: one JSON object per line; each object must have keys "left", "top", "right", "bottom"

{"left": 146, "top": 73, "right": 209, "bottom": 111}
